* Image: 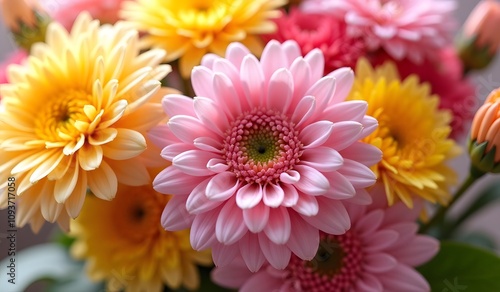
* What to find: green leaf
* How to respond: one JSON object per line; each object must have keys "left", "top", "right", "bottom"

{"left": 418, "top": 241, "right": 500, "bottom": 291}
{"left": 453, "top": 232, "right": 497, "bottom": 251}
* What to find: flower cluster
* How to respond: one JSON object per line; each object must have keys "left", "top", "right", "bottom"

{"left": 1, "top": 0, "right": 500, "bottom": 291}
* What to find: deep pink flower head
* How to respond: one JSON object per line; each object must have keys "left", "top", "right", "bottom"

{"left": 151, "top": 40, "right": 382, "bottom": 271}
{"left": 212, "top": 186, "right": 439, "bottom": 291}
{"left": 45, "top": 0, "right": 125, "bottom": 29}
{"left": 301, "top": 0, "right": 457, "bottom": 64}
{"left": 263, "top": 8, "right": 366, "bottom": 75}
{"left": 370, "top": 47, "right": 476, "bottom": 139}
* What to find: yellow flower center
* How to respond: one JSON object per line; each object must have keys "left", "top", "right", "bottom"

{"left": 34, "top": 90, "right": 91, "bottom": 141}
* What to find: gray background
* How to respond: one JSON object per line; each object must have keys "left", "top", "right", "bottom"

{"left": 0, "top": 0, "right": 499, "bottom": 290}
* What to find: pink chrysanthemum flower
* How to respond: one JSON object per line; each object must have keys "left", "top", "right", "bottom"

{"left": 263, "top": 8, "right": 366, "bottom": 75}
{"left": 212, "top": 186, "right": 439, "bottom": 291}
{"left": 370, "top": 47, "right": 476, "bottom": 139}
{"left": 301, "top": 0, "right": 457, "bottom": 63}
{"left": 151, "top": 40, "right": 381, "bottom": 271}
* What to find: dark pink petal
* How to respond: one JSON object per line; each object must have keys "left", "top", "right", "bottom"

{"left": 292, "top": 191, "right": 319, "bottom": 216}
{"left": 287, "top": 211, "right": 319, "bottom": 260}
{"left": 354, "top": 273, "right": 383, "bottom": 292}
{"left": 240, "top": 271, "right": 284, "bottom": 292}
{"left": 211, "top": 259, "right": 254, "bottom": 288}
{"left": 243, "top": 202, "right": 270, "bottom": 233}
{"left": 212, "top": 242, "right": 240, "bottom": 267}
{"left": 258, "top": 232, "right": 291, "bottom": 270}
{"left": 364, "top": 253, "right": 398, "bottom": 273}
{"left": 378, "top": 264, "right": 431, "bottom": 291}
{"left": 354, "top": 209, "right": 384, "bottom": 235}
{"left": 239, "top": 233, "right": 267, "bottom": 272}
{"left": 364, "top": 230, "right": 399, "bottom": 253}
{"left": 161, "top": 195, "right": 194, "bottom": 231}
{"left": 263, "top": 207, "right": 291, "bottom": 245}
{"left": 391, "top": 235, "right": 439, "bottom": 266}
{"left": 216, "top": 199, "right": 248, "bottom": 245}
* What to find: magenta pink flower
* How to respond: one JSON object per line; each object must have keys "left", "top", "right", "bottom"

{"left": 370, "top": 47, "right": 476, "bottom": 139}
{"left": 45, "top": 0, "right": 125, "bottom": 29}
{"left": 151, "top": 40, "right": 381, "bottom": 271}
{"left": 212, "top": 187, "right": 439, "bottom": 291}
{"left": 301, "top": 0, "right": 457, "bottom": 64}
{"left": 263, "top": 8, "right": 366, "bottom": 75}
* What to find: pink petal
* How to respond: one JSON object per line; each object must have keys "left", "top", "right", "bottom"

{"left": 207, "top": 158, "right": 229, "bottom": 173}
{"left": 267, "top": 68, "right": 293, "bottom": 113}
{"left": 305, "top": 76, "right": 336, "bottom": 111}
{"left": 340, "top": 141, "right": 382, "bottom": 167}
{"left": 240, "top": 54, "right": 265, "bottom": 107}
{"left": 360, "top": 116, "right": 379, "bottom": 137}
{"left": 304, "top": 48, "right": 324, "bottom": 82}
{"left": 279, "top": 169, "right": 300, "bottom": 184}
{"left": 239, "top": 234, "right": 267, "bottom": 272}
{"left": 291, "top": 95, "right": 316, "bottom": 128}
{"left": 162, "top": 93, "right": 195, "bottom": 117}
{"left": 194, "top": 96, "right": 230, "bottom": 136}
{"left": 216, "top": 199, "right": 248, "bottom": 245}
{"left": 301, "top": 147, "right": 343, "bottom": 172}
{"left": 258, "top": 232, "right": 291, "bottom": 270}
{"left": 289, "top": 58, "right": 312, "bottom": 108}
{"left": 323, "top": 100, "right": 367, "bottom": 123}
{"left": 173, "top": 150, "right": 217, "bottom": 176}
{"left": 355, "top": 273, "right": 384, "bottom": 292}
{"left": 147, "top": 124, "right": 179, "bottom": 149}
{"left": 168, "top": 115, "right": 219, "bottom": 144}
{"left": 263, "top": 183, "right": 285, "bottom": 207}
{"left": 323, "top": 171, "right": 356, "bottom": 200}
{"left": 364, "top": 230, "right": 399, "bottom": 253}
{"left": 264, "top": 207, "right": 291, "bottom": 245}
{"left": 379, "top": 264, "right": 431, "bottom": 291}
{"left": 326, "top": 67, "right": 355, "bottom": 103}
{"left": 355, "top": 209, "right": 384, "bottom": 235}
{"left": 213, "top": 71, "right": 244, "bottom": 119}
{"left": 193, "top": 136, "right": 223, "bottom": 153}
{"left": 302, "top": 197, "right": 350, "bottom": 234}
{"left": 346, "top": 188, "right": 373, "bottom": 205}
{"left": 236, "top": 183, "right": 263, "bottom": 209}
{"left": 281, "top": 40, "right": 302, "bottom": 66}
{"left": 206, "top": 172, "right": 240, "bottom": 201}
{"left": 364, "top": 253, "right": 398, "bottom": 273}
{"left": 280, "top": 183, "right": 299, "bottom": 207}
{"left": 211, "top": 261, "right": 254, "bottom": 289}
{"left": 240, "top": 271, "right": 283, "bottom": 292}
{"left": 293, "top": 165, "right": 330, "bottom": 196}
{"left": 292, "top": 191, "right": 319, "bottom": 216}
{"left": 243, "top": 202, "right": 270, "bottom": 233}
{"left": 190, "top": 207, "right": 220, "bottom": 250}
{"left": 153, "top": 167, "right": 205, "bottom": 195}
{"left": 225, "top": 42, "right": 251, "bottom": 69}
{"left": 260, "top": 40, "right": 288, "bottom": 80}
{"left": 161, "top": 143, "right": 195, "bottom": 161}
{"left": 161, "top": 195, "right": 194, "bottom": 231}
{"left": 186, "top": 178, "right": 223, "bottom": 214}
{"left": 338, "top": 159, "right": 377, "bottom": 188}
{"left": 191, "top": 66, "right": 216, "bottom": 98}
{"left": 212, "top": 242, "right": 240, "bottom": 267}
{"left": 299, "top": 120, "right": 334, "bottom": 149}
{"left": 391, "top": 236, "right": 439, "bottom": 266}
{"left": 287, "top": 211, "right": 319, "bottom": 260}
{"left": 325, "top": 121, "right": 363, "bottom": 151}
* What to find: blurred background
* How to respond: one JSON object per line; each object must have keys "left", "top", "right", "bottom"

{"left": 0, "top": 0, "right": 500, "bottom": 290}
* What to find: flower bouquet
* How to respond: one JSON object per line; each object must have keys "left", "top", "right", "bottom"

{"left": 0, "top": 0, "right": 500, "bottom": 291}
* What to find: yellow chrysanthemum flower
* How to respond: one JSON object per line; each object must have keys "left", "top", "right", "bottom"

{"left": 120, "top": 0, "right": 286, "bottom": 77}
{"left": 70, "top": 173, "right": 213, "bottom": 292}
{"left": 348, "top": 59, "right": 460, "bottom": 208}
{"left": 0, "top": 13, "right": 171, "bottom": 232}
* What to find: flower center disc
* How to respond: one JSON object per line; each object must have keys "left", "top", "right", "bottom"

{"left": 223, "top": 108, "right": 302, "bottom": 184}
{"left": 287, "top": 232, "right": 364, "bottom": 291}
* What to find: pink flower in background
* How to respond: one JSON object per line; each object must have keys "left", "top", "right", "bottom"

{"left": 212, "top": 187, "right": 439, "bottom": 291}
{"left": 263, "top": 8, "right": 367, "bottom": 74}
{"left": 46, "top": 0, "right": 125, "bottom": 28}
{"left": 0, "top": 49, "right": 27, "bottom": 101}
{"left": 301, "top": 0, "right": 457, "bottom": 64}
{"left": 370, "top": 47, "right": 476, "bottom": 139}
{"left": 152, "top": 40, "right": 381, "bottom": 271}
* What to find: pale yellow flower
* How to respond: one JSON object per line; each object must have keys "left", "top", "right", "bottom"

{"left": 0, "top": 12, "right": 171, "bottom": 232}
{"left": 120, "top": 0, "right": 286, "bottom": 77}
{"left": 348, "top": 59, "right": 460, "bottom": 208}
{"left": 70, "top": 170, "right": 213, "bottom": 292}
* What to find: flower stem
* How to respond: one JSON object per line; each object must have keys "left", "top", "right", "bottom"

{"left": 419, "top": 165, "right": 485, "bottom": 234}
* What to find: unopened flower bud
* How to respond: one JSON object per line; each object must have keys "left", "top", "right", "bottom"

{"left": 457, "top": 0, "right": 500, "bottom": 72}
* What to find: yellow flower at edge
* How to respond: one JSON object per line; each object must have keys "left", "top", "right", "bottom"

{"left": 70, "top": 168, "right": 213, "bottom": 292}
{"left": 120, "top": 0, "right": 287, "bottom": 78}
{"left": 348, "top": 59, "right": 460, "bottom": 208}
{"left": 0, "top": 12, "right": 171, "bottom": 232}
